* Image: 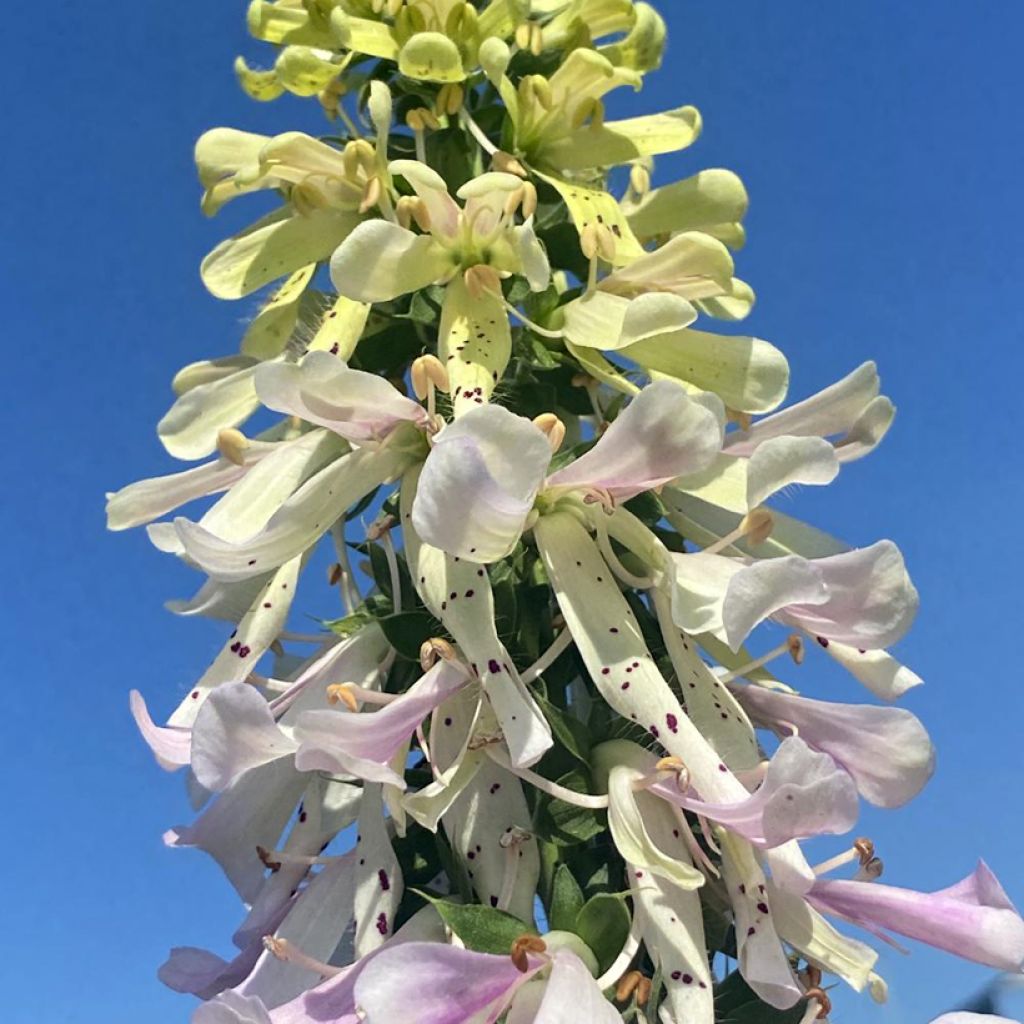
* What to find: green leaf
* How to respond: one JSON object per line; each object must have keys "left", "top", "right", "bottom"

{"left": 535, "top": 694, "right": 592, "bottom": 766}
{"left": 414, "top": 893, "right": 537, "bottom": 955}
{"left": 323, "top": 608, "right": 375, "bottom": 637}
{"left": 376, "top": 610, "right": 441, "bottom": 660}
{"left": 548, "top": 864, "right": 585, "bottom": 932}
{"left": 534, "top": 768, "right": 606, "bottom": 847}
{"left": 575, "top": 892, "right": 631, "bottom": 975}
{"left": 713, "top": 971, "right": 806, "bottom": 1023}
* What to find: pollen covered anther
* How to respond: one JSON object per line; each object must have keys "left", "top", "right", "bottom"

{"left": 532, "top": 413, "right": 566, "bottom": 453}
{"left": 326, "top": 683, "right": 360, "bottom": 711}
{"left": 419, "top": 636, "right": 457, "bottom": 672}
{"left": 510, "top": 934, "right": 547, "bottom": 973}
{"left": 216, "top": 427, "right": 248, "bottom": 466}
{"left": 615, "top": 969, "right": 652, "bottom": 1005}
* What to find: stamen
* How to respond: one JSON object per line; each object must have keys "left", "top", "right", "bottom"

{"left": 799, "top": 988, "right": 832, "bottom": 1022}
{"left": 702, "top": 507, "right": 775, "bottom": 555}
{"left": 498, "top": 827, "right": 533, "bottom": 911}
{"left": 593, "top": 512, "right": 656, "bottom": 589}
{"left": 327, "top": 683, "right": 399, "bottom": 709}
{"left": 419, "top": 636, "right": 458, "bottom": 672}
{"left": 464, "top": 264, "right": 502, "bottom": 300}
{"left": 490, "top": 150, "right": 528, "bottom": 178}
{"left": 216, "top": 427, "right": 249, "bottom": 466}
{"left": 258, "top": 846, "right": 348, "bottom": 870}
{"left": 628, "top": 162, "right": 651, "bottom": 199}
{"left": 520, "top": 181, "right": 538, "bottom": 219}
{"left": 263, "top": 937, "right": 345, "bottom": 979}
{"left": 492, "top": 293, "right": 565, "bottom": 338}
{"left": 811, "top": 838, "right": 877, "bottom": 878}
{"left": 358, "top": 175, "right": 383, "bottom": 215}
{"left": 329, "top": 521, "right": 361, "bottom": 615}
{"left": 856, "top": 857, "right": 884, "bottom": 881}
{"left": 435, "top": 83, "right": 464, "bottom": 118}
{"left": 370, "top": 521, "right": 402, "bottom": 614}
{"left": 718, "top": 634, "right": 804, "bottom": 683}
{"left": 595, "top": 910, "right": 643, "bottom": 991}
{"left": 615, "top": 970, "right": 652, "bottom": 1005}
{"left": 458, "top": 108, "right": 499, "bottom": 156}
{"left": 510, "top": 934, "right": 547, "bottom": 973}
{"left": 532, "top": 412, "right": 567, "bottom": 453}
{"left": 484, "top": 745, "right": 610, "bottom": 808}
{"left": 521, "top": 629, "right": 573, "bottom": 683}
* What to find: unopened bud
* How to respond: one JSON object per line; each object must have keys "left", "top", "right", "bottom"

{"left": 217, "top": 428, "right": 249, "bottom": 466}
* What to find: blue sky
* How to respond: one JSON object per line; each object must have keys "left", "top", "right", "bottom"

{"left": 4, "top": 2, "right": 1023, "bottom": 1021}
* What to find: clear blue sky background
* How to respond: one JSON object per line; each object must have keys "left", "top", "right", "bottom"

{"left": 4, "top": 3, "right": 1023, "bottom": 1022}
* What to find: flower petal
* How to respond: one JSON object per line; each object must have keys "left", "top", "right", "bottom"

{"left": 599, "top": 232, "right": 734, "bottom": 301}
{"left": 129, "top": 690, "right": 192, "bottom": 770}
{"left": 819, "top": 642, "right": 924, "bottom": 700}
{"left": 330, "top": 219, "right": 449, "bottom": 303}
{"left": 412, "top": 406, "right": 551, "bottom": 563}
{"left": 533, "top": 949, "right": 622, "bottom": 1024}
{"left": 193, "top": 990, "right": 273, "bottom": 1024}
{"left": 545, "top": 381, "right": 723, "bottom": 501}
{"left": 353, "top": 785, "right": 403, "bottom": 955}
{"left": 190, "top": 682, "right": 298, "bottom": 792}
{"left": 622, "top": 328, "right": 789, "bottom": 415}
{"left": 294, "top": 662, "right": 467, "bottom": 786}
{"left": 563, "top": 290, "right": 696, "bottom": 352}
{"left": 626, "top": 169, "right": 749, "bottom": 245}
{"left": 731, "top": 682, "right": 935, "bottom": 808}
{"left": 256, "top": 351, "right": 429, "bottom": 445}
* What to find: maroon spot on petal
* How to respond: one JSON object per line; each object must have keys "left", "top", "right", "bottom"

{"left": 489, "top": 896, "right": 498, "bottom": 907}
{"left": 263, "top": 602, "right": 272, "bottom": 609}
{"left": 376, "top": 913, "right": 389, "bottom": 935}
{"left": 666, "top": 713, "right": 679, "bottom": 734}
{"left": 650, "top": 725, "right": 659, "bottom": 738}
{"left": 378, "top": 869, "right": 391, "bottom": 891}
{"left": 190, "top": 690, "right": 199, "bottom": 699}
{"left": 746, "top": 927, "right": 756, "bottom": 937}
{"left": 247, "top": 559, "right": 256, "bottom": 566}
{"left": 635, "top": 870, "right": 644, "bottom": 879}
{"left": 444, "top": 717, "right": 453, "bottom": 726}
{"left": 465, "top": 589, "right": 475, "bottom": 598}
{"left": 621, "top": 681, "right": 630, "bottom": 690}
{"left": 488, "top": 659, "right": 501, "bottom": 673}
{"left": 601, "top": 667, "right": 610, "bottom": 675}
{"left": 490, "top": 783, "right": 501, "bottom": 794}
{"left": 467, "top": 851, "right": 476, "bottom": 860}
{"left": 238, "top": 646, "right": 251, "bottom": 658}
{"left": 756, "top": 902, "right": 769, "bottom": 915}
{"left": 816, "top": 636, "right": 829, "bottom": 648}
{"left": 609, "top": 627, "right": 619, "bottom": 634}
{"left": 698, "top": 981, "right": 707, "bottom": 990}
{"left": 671, "top": 970, "right": 682, "bottom": 981}
{"left": 230, "top": 641, "right": 241, "bottom": 653}
{"left": 299, "top": 811, "right": 307, "bottom": 823}
{"left": 738, "top": 884, "right": 746, "bottom": 894}
{"left": 682, "top": 973, "right": 693, "bottom": 985}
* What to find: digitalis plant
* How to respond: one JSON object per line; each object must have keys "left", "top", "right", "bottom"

{"left": 108, "top": 2, "right": 1024, "bottom": 1022}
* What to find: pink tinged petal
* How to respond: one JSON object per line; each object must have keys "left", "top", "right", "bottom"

{"left": 170, "top": 557, "right": 302, "bottom": 728}
{"left": 239, "top": 856, "right": 356, "bottom": 1008}
{"left": 353, "top": 785, "right": 403, "bottom": 956}
{"left": 161, "top": 922, "right": 285, "bottom": 1002}
{"left": 719, "top": 833, "right": 803, "bottom": 1010}
{"left": 731, "top": 683, "right": 935, "bottom": 808}
{"left": 668, "top": 550, "right": 741, "bottom": 636}
{"left": 190, "top": 683, "right": 298, "bottom": 792}
{"left": 175, "top": 446, "right": 408, "bottom": 582}
{"left": 809, "top": 862, "right": 1024, "bottom": 972}
{"left": 778, "top": 541, "right": 919, "bottom": 649}
{"left": 329, "top": 219, "right": 450, "bottom": 303}
{"left": 158, "top": 363, "right": 261, "bottom": 461}
{"left": 819, "top": 640, "right": 923, "bottom": 700}
{"left": 533, "top": 950, "right": 622, "bottom": 1024}
{"left": 726, "top": 361, "right": 882, "bottom": 456}
{"left": 657, "top": 738, "right": 858, "bottom": 848}
{"left": 391, "top": 159, "right": 461, "bottom": 239}
{"left": 235, "top": 777, "right": 360, "bottom": 948}
{"left": 130, "top": 690, "right": 191, "bottom": 770}
{"left": 256, "top": 352, "right": 429, "bottom": 446}
{"left": 166, "top": 758, "right": 306, "bottom": 902}
{"left": 456, "top": 171, "right": 523, "bottom": 238}
{"left": 192, "top": 990, "right": 273, "bottom": 1024}
{"left": 294, "top": 661, "right": 467, "bottom": 786}
{"left": 412, "top": 404, "right": 551, "bottom": 562}
{"left": 720, "top": 555, "right": 829, "bottom": 651}
{"left": 545, "top": 381, "right": 724, "bottom": 501}
{"left": 353, "top": 942, "right": 540, "bottom": 1024}
{"left": 744, "top": 435, "right": 840, "bottom": 509}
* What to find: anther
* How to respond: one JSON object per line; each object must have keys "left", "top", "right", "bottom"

{"left": 703, "top": 507, "right": 775, "bottom": 555}
{"left": 629, "top": 162, "right": 651, "bottom": 198}
{"left": 216, "top": 428, "right": 249, "bottom": 466}
{"left": 510, "top": 934, "right": 547, "bottom": 973}
{"left": 419, "top": 636, "right": 457, "bottom": 672}
{"left": 435, "top": 83, "right": 464, "bottom": 117}
{"left": 359, "top": 175, "right": 382, "bottom": 214}
{"left": 719, "top": 634, "right": 804, "bottom": 683}
{"left": 854, "top": 837, "right": 875, "bottom": 865}
{"left": 499, "top": 826, "right": 533, "bottom": 850}
{"left": 257, "top": 845, "right": 282, "bottom": 872}
{"left": 520, "top": 181, "right": 538, "bottom": 219}
{"left": 491, "top": 151, "right": 528, "bottom": 178}
{"left": 532, "top": 412, "right": 566, "bottom": 453}
{"left": 326, "top": 684, "right": 360, "bottom": 711}
{"left": 615, "top": 970, "right": 652, "bottom": 1004}
{"left": 366, "top": 514, "right": 398, "bottom": 542}
{"left": 327, "top": 562, "right": 344, "bottom": 586}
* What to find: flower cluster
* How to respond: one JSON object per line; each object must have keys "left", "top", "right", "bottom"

{"left": 108, "top": 2, "right": 1023, "bottom": 1022}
